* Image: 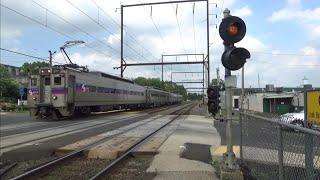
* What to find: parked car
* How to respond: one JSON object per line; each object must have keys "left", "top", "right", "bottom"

{"left": 279, "top": 111, "right": 319, "bottom": 131}
{"left": 279, "top": 111, "right": 305, "bottom": 127}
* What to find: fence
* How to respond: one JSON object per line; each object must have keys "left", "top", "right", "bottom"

{"left": 239, "top": 111, "right": 320, "bottom": 180}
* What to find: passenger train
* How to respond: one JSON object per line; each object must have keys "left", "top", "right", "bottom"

{"left": 27, "top": 64, "right": 182, "bottom": 119}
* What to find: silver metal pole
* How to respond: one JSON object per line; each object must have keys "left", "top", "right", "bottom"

{"left": 240, "top": 66, "right": 244, "bottom": 159}
{"left": 222, "top": 8, "right": 237, "bottom": 170}
{"left": 278, "top": 124, "right": 284, "bottom": 180}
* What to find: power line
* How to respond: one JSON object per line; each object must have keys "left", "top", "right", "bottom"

{"left": 173, "top": 4, "right": 188, "bottom": 56}
{"left": 150, "top": 13, "right": 166, "bottom": 48}
{"left": 0, "top": 3, "right": 111, "bottom": 59}
{"left": 91, "top": 0, "right": 156, "bottom": 59}
{"left": 65, "top": 0, "right": 152, "bottom": 62}
{"left": 91, "top": 0, "right": 159, "bottom": 61}
{"left": 0, "top": 48, "right": 48, "bottom": 61}
{"left": 192, "top": 3, "right": 197, "bottom": 61}
{"left": 32, "top": 0, "right": 118, "bottom": 57}
{"left": 252, "top": 51, "right": 320, "bottom": 57}
{"left": 0, "top": 48, "right": 63, "bottom": 64}
{"left": 170, "top": 3, "right": 191, "bottom": 73}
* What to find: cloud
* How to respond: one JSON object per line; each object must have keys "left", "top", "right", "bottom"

{"left": 301, "top": 46, "right": 318, "bottom": 56}
{"left": 2, "top": 0, "right": 320, "bottom": 87}
{"left": 233, "top": 6, "right": 252, "bottom": 17}
{"left": 268, "top": 0, "right": 320, "bottom": 23}
{"left": 237, "top": 36, "right": 268, "bottom": 51}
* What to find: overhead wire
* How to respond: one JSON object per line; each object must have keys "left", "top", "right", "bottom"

{"left": 91, "top": 0, "right": 159, "bottom": 61}
{"left": 92, "top": 0, "right": 163, "bottom": 75}
{"left": 32, "top": 0, "right": 119, "bottom": 57}
{"left": 65, "top": 0, "right": 152, "bottom": 63}
{"left": 192, "top": 3, "right": 198, "bottom": 61}
{"left": 251, "top": 51, "right": 320, "bottom": 57}
{"left": 0, "top": 48, "right": 63, "bottom": 65}
{"left": 0, "top": 3, "right": 111, "bottom": 60}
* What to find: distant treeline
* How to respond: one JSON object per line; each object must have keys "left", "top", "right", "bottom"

{"left": 133, "top": 77, "right": 188, "bottom": 99}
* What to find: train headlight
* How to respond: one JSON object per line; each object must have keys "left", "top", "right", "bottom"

{"left": 32, "top": 97, "right": 37, "bottom": 100}
{"left": 53, "top": 96, "right": 58, "bottom": 100}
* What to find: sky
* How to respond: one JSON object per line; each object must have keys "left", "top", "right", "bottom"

{"left": 1, "top": 0, "right": 319, "bottom": 90}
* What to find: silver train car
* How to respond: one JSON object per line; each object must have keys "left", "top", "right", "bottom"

{"left": 27, "top": 65, "right": 182, "bottom": 119}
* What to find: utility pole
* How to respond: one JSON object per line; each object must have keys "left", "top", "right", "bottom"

{"left": 49, "top": 50, "right": 53, "bottom": 67}
{"left": 48, "top": 50, "right": 56, "bottom": 67}
{"left": 120, "top": 5, "right": 124, "bottom": 78}
{"left": 240, "top": 66, "right": 244, "bottom": 159}
{"left": 222, "top": 8, "right": 237, "bottom": 170}
{"left": 206, "top": 0, "right": 210, "bottom": 86}
{"left": 162, "top": 55, "right": 164, "bottom": 90}
{"left": 216, "top": 67, "right": 220, "bottom": 87}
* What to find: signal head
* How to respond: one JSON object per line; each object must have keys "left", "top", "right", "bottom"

{"left": 219, "top": 16, "right": 246, "bottom": 44}
{"left": 221, "top": 47, "right": 250, "bottom": 71}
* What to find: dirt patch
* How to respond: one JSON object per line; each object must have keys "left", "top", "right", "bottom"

{"left": 1, "top": 157, "right": 56, "bottom": 180}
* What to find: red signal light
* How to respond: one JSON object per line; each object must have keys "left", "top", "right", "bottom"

{"left": 228, "top": 24, "right": 238, "bottom": 36}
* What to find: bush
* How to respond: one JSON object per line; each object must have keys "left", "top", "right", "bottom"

{"left": 0, "top": 102, "right": 18, "bottom": 111}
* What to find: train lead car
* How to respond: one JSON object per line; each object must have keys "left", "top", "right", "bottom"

{"left": 27, "top": 65, "right": 182, "bottom": 119}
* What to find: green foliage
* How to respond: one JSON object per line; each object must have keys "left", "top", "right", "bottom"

{"left": 0, "top": 65, "right": 19, "bottom": 101}
{"left": 187, "top": 93, "right": 203, "bottom": 100}
{"left": 211, "top": 78, "right": 225, "bottom": 89}
{"left": 21, "top": 61, "right": 49, "bottom": 76}
{"left": 133, "top": 77, "right": 187, "bottom": 99}
{"left": 133, "top": 77, "right": 162, "bottom": 89}
{"left": 211, "top": 159, "right": 221, "bottom": 178}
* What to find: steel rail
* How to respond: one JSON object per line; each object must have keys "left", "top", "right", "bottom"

{"left": 10, "top": 103, "right": 191, "bottom": 180}
{"left": 90, "top": 103, "right": 196, "bottom": 180}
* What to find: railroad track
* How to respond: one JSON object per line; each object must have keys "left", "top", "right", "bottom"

{"left": 0, "top": 104, "right": 180, "bottom": 154}
{"left": 8, "top": 103, "right": 195, "bottom": 180}
{"left": 0, "top": 104, "right": 175, "bottom": 135}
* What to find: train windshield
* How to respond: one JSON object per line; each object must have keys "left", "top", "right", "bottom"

{"left": 44, "top": 77, "right": 50, "bottom": 86}
{"left": 54, "top": 77, "right": 61, "bottom": 85}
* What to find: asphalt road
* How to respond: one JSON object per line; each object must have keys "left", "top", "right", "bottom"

{"left": 213, "top": 117, "right": 320, "bottom": 155}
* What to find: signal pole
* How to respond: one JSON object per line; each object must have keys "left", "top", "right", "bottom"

{"left": 222, "top": 8, "right": 237, "bottom": 170}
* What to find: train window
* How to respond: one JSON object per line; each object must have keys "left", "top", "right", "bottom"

{"left": 88, "top": 86, "right": 96, "bottom": 92}
{"left": 31, "top": 78, "right": 37, "bottom": 86}
{"left": 54, "top": 77, "right": 61, "bottom": 85}
{"left": 44, "top": 77, "right": 50, "bottom": 85}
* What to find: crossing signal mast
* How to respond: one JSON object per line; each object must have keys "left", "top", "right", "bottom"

{"left": 207, "top": 86, "right": 221, "bottom": 115}
{"left": 217, "top": 9, "right": 251, "bottom": 171}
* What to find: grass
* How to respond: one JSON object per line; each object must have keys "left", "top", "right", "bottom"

{"left": 211, "top": 158, "right": 222, "bottom": 178}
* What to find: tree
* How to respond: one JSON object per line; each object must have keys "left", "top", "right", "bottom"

{"left": 211, "top": 78, "right": 225, "bottom": 89}
{"left": 187, "top": 93, "right": 203, "bottom": 100}
{"left": 133, "top": 77, "right": 187, "bottom": 99}
{"left": 0, "top": 65, "right": 19, "bottom": 101}
{"left": 21, "top": 61, "right": 49, "bottom": 76}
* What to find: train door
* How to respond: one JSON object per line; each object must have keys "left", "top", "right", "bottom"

{"left": 68, "top": 75, "right": 75, "bottom": 103}
{"left": 146, "top": 89, "right": 150, "bottom": 105}
{"left": 40, "top": 76, "right": 51, "bottom": 103}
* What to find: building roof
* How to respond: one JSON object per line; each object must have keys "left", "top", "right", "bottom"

{"left": 0, "top": 63, "right": 21, "bottom": 69}
{"left": 263, "top": 93, "right": 294, "bottom": 99}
